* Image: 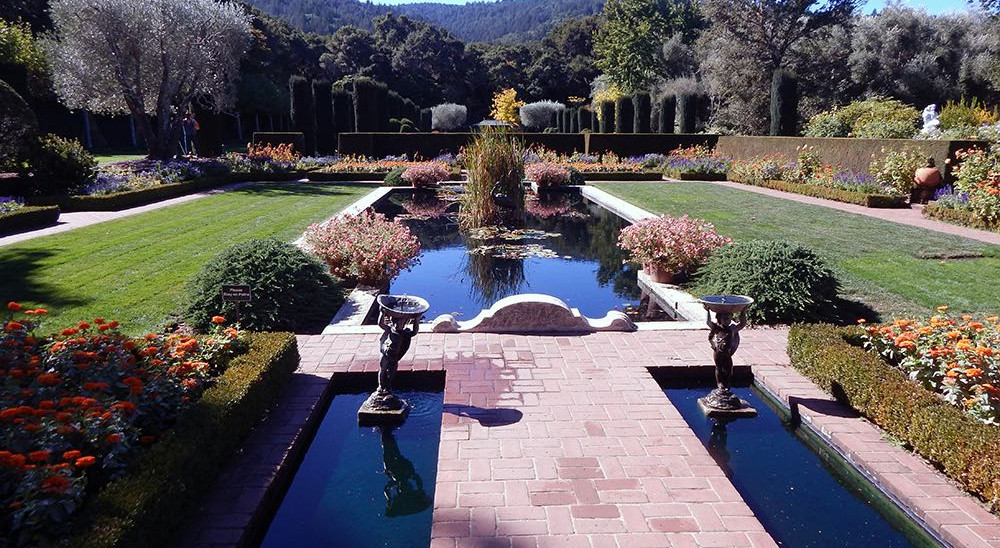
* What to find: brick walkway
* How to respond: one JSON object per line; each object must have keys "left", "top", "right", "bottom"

{"left": 175, "top": 329, "right": 1000, "bottom": 548}
{"left": 707, "top": 181, "right": 1000, "bottom": 246}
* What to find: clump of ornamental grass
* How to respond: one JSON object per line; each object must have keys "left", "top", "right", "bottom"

{"left": 460, "top": 127, "right": 526, "bottom": 229}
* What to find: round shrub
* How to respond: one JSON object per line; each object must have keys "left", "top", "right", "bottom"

{"left": 21, "top": 134, "right": 96, "bottom": 195}
{"left": 525, "top": 162, "right": 571, "bottom": 187}
{"left": 803, "top": 110, "right": 850, "bottom": 138}
{"left": 803, "top": 97, "right": 919, "bottom": 140}
{"left": 431, "top": 103, "right": 467, "bottom": 131}
{"left": 519, "top": 101, "right": 565, "bottom": 131}
{"left": 186, "top": 238, "right": 339, "bottom": 332}
{"left": 383, "top": 166, "right": 406, "bottom": 186}
{"left": 402, "top": 162, "right": 450, "bottom": 188}
{"left": 303, "top": 210, "right": 420, "bottom": 286}
{"left": 694, "top": 240, "right": 839, "bottom": 324}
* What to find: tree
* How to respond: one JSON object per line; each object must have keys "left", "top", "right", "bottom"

{"left": 320, "top": 26, "right": 390, "bottom": 82}
{"left": 594, "top": 0, "right": 669, "bottom": 93}
{"left": 45, "top": 0, "right": 251, "bottom": 159}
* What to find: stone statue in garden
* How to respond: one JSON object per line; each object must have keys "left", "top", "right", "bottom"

{"left": 921, "top": 104, "right": 940, "bottom": 135}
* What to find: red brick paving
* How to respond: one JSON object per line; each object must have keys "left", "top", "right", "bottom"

{"left": 175, "top": 329, "right": 1000, "bottom": 547}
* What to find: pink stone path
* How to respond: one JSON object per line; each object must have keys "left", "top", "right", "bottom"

{"left": 176, "top": 330, "right": 1000, "bottom": 547}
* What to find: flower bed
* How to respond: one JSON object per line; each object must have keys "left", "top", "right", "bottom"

{"left": 0, "top": 304, "right": 289, "bottom": 545}
{"left": 0, "top": 205, "right": 60, "bottom": 234}
{"left": 862, "top": 310, "right": 1000, "bottom": 424}
{"left": 926, "top": 148, "right": 1000, "bottom": 229}
{"left": 788, "top": 324, "right": 1000, "bottom": 510}
{"left": 525, "top": 163, "right": 571, "bottom": 187}
{"left": 658, "top": 146, "right": 731, "bottom": 181}
{"left": 728, "top": 151, "right": 910, "bottom": 208}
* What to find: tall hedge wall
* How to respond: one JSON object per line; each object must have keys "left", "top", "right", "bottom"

{"left": 289, "top": 76, "right": 315, "bottom": 156}
{"left": 313, "top": 80, "right": 335, "bottom": 154}
{"left": 615, "top": 97, "right": 634, "bottom": 133}
{"left": 633, "top": 93, "right": 651, "bottom": 134}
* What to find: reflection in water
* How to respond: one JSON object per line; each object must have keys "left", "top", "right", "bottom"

{"left": 379, "top": 426, "right": 431, "bottom": 517}
{"left": 707, "top": 418, "right": 733, "bottom": 466}
{"left": 380, "top": 189, "right": 642, "bottom": 319}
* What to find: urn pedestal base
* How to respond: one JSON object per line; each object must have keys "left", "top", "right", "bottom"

{"left": 698, "top": 388, "right": 757, "bottom": 418}
{"left": 358, "top": 392, "right": 410, "bottom": 426}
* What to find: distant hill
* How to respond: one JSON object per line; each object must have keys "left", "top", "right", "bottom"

{"left": 245, "top": 0, "right": 605, "bottom": 42}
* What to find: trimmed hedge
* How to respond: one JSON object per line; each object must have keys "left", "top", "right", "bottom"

{"left": 27, "top": 173, "right": 303, "bottom": 212}
{"left": 924, "top": 203, "right": 1000, "bottom": 232}
{"left": 0, "top": 205, "right": 60, "bottom": 233}
{"left": 313, "top": 80, "right": 335, "bottom": 155}
{"left": 579, "top": 171, "right": 662, "bottom": 181}
{"left": 308, "top": 171, "right": 392, "bottom": 182}
{"left": 63, "top": 332, "right": 300, "bottom": 548}
{"left": 289, "top": 76, "right": 316, "bottom": 156}
{"left": 662, "top": 170, "right": 727, "bottom": 181}
{"left": 788, "top": 324, "right": 1000, "bottom": 509}
{"left": 615, "top": 97, "right": 634, "bottom": 133}
{"left": 728, "top": 176, "right": 908, "bottom": 208}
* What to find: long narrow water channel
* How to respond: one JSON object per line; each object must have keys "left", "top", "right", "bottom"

{"left": 259, "top": 389, "right": 443, "bottom": 547}
{"left": 663, "top": 385, "right": 940, "bottom": 548}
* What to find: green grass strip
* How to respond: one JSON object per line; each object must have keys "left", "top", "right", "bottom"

{"left": 596, "top": 182, "right": 1000, "bottom": 319}
{"left": 0, "top": 183, "right": 370, "bottom": 333}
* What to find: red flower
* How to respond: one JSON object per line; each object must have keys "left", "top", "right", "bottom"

{"left": 41, "top": 475, "right": 70, "bottom": 493}
{"left": 7, "top": 302, "right": 22, "bottom": 311}
{"left": 74, "top": 456, "right": 97, "bottom": 468}
{"left": 60, "top": 328, "right": 78, "bottom": 336}
{"left": 28, "top": 450, "right": 50, "bottom": 462}
{"left": 4, "top": 321, "right": 24, "bottom": 332}
{"left": 211, "top": 316, "right": 226, "bottom": 324}
{"left": 62, "top": 450, "right": 81, "bottom": 461}
{"left": 105, "top": 433, "right": 123, "bottom": 444}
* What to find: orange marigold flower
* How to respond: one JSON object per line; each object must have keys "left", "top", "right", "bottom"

{"left": 966, "top": 368, "right": 983, "bottom": 378}
{"left": 937, "top": 305, "right": 949, "bottom": 313}
{"left": 987, "top": 316, "right": 999, "bottom": 323}
{"left": 945, "top": 330, "right": 962, "bottom": 340}
{"left": 144, "top": 333, "right": 158, "bottom": 341}
{"left": 211, "top": 315, "right": 226, "bottom": 324}
{"left": 898, "top": 340, "right": 916, "bottom": 350}
{"left": 74, "top": 456, "right": 97, "bottom": 468}
{"left": 140, "top": 346, "right": 159, "bottom": 357}
{"left": 62, "top": 450, "right": 81, "bottom": 461}
{"left": 976, "top": 347, "right": 994, "bottom": 357}
{"left": 28, "top": 450, "right": 50, "bottom": 462}
{"left": 957, "top": 339, "right": 974, "bottom": 352}
{"left": 41, "top": 475, "right": 70, "bottom": 493}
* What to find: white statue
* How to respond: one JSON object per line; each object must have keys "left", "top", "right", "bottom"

{"left": 921, "top": 104, "right": 940, "bottom": 134}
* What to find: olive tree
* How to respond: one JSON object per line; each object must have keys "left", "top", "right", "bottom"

{"left": 44, "top": 0, "right": 251, "bottom": 159}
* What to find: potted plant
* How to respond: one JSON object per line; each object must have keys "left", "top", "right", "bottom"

{"left": 617, "top": 215, "right": 730, "bottom": 284}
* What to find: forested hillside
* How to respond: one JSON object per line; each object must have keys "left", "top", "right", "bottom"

{"left": 245, "top": 0, "right": 604, "bottom": 42}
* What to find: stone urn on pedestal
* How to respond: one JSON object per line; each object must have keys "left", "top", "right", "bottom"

{"left": 358, "top": 295, "right": 430, "bottom": 426}
{"left": 697, "top": 295, "right": 757, "bottom": 418}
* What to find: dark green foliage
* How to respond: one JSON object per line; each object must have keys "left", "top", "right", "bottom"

{"left": 0, "top": 205, "right": 59, "bottom": 233}
{"left": 562, "top": 108, "right": 572, "bottom": 132}
{"left": 33, "top": 176, "right": 258, "bottom": 212}
{"left": 551, "top": 110, "right": 561, "bottom": 131}
{"left": 387, "top": 90, "right": 406, "bottom": 124}
{"left": 420, "top": 108, "right": 433, "bottom": 132}
{"left": 677, "top": 92, "right": 697, "bottom": 133}
{"left": 289, "top": 76, "right": 316, "bottom": 156}
{"left": 694, "top": 240, "right": 839, "bottom": 324}
{"left": 567, "top": 166, "right": 585, "bottom": 185}
{"left": 925, "top": 203, "right": 1000, "bottom": 232}
{"left": 21, "top": 134, "right": 96, "bottom": 196}
{"left": 658, "top": 95, "right": 676, "bottom": 134}
{"left": 590, "top": 109, "right": 598, "bottom": 133}
{"left": 569, "top": 108, "right": 579, "bottom": 133}
{"left": 332, "top": 89, "right": 354, "bottom": 136}
{"left": 599, "top": 101, "right": 615, "bottom": 133}
{"left": 66, "top": 332, "right": 299, "bottom": 548}
{"left": 352, "top": 78, "right": 387, "bottom": 132}
{"left": 770, "top": 69, "right": 799, "bottom": 136}
{"left": 313, "top": 80, "right": 335, "bottom": 154}
{"left": 578, "top": 108, "right": 592, "bottom": 131}
{"left": 0, "top": 79, "right": 37, "bottom": 171}
{"left": 615, "top": 96, "right": 634, "bottom": 133}
{"left": 384, "top": 166, "right": 407, "bottom": 186}
{"left": 633, "top": 93, "right": 651, "bottom": 133}
{"left": 186, "top": 238, "right": 341, "bottom": 332}
{"left": 788, "top": 325, "right": 1000, "bottom": 508}
{"left": 192, "top": 100, "right": 224, "bottom": 158}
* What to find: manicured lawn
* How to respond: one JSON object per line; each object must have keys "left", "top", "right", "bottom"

{"left": 0, "top": 183, "right": 371, "bottom": 333}
{"left": 597, "top": 182, "right": 1000, "bottom": 320}
{"left": 95, "top": 152, "right": 148, "bottom": 164}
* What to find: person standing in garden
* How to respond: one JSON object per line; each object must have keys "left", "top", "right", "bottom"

{"left": 180, "top": 112, "right": 200, "bottom": 157}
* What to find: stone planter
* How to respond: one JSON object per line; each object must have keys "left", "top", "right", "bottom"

{"left": 643, "top": 262, "right": 677, "bottom": 284}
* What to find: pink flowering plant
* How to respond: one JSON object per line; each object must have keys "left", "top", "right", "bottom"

{"left": 524, "top": 163, "right": 571, "bottom": 187}
{"left": 617, "top": 215, "right": 731, "bottom": 275}
{"left": 402, "top": 162, "right": 451, "bottom": 188}
{"left": 304, "top": 211, "right": 421, "bottom": 286}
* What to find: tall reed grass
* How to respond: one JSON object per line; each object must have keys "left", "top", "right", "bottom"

{"left": 460, "top": 128, "right": 526, "bottom": 229}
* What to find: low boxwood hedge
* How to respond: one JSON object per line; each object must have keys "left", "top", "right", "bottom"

{"left": 62, "top": 331, "right": 300, "bottom": 548}
{"left": 308, "top": 171, "right": 392, "bottom": 182}
{"left": 729, "top": 176, "right": 908, "bottom": 208}
{"left": 0, "top": 205, "right": 59, "bottom": 233}
{"left": 579, "top": 171, "right": 662, "bottom": 181}
{"left": 788, "top": 324, "right": 1000, "bottom": 509}
{"left": 924, "top": 203, "right": 1000, "bottom": 232}
{"left": 662, "top": 170, "right": 728, "bottom": 181}
{"left": 27, "top": 172, "right": 307, "bottom": 212}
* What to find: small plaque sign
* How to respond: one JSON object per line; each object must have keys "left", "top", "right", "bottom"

{"left": 221, "top": 285, "right": 252, "bottom": 302}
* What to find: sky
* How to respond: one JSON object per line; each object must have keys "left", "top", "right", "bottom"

{"left": 371, "top": 0, "right": 977, "bottom": 13}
